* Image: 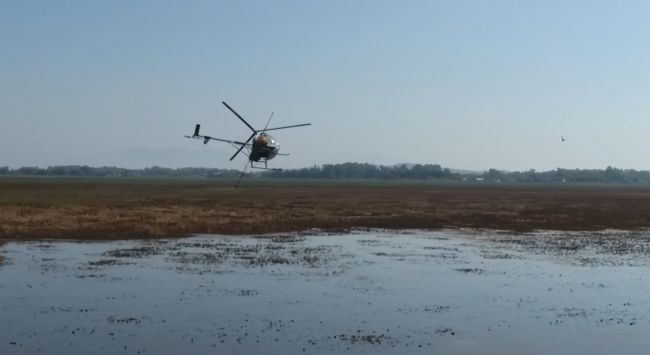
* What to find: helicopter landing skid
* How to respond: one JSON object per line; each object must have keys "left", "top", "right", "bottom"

{"left": 250, "top": 163, "right": 282, "bottom": 171}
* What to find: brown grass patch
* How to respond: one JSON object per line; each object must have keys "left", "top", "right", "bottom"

{"left": 2, "top": 177, "right": 650, "bottom": 240}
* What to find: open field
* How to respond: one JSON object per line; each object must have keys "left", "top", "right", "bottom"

{"left": 2, "top": 177, "right": 650, "bottom": 239}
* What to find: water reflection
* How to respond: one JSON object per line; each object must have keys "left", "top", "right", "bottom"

{"left": 1, "top": 230, "right": 650, "bottom": 354}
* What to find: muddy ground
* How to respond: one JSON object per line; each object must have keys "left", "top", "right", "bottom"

{"left": 2, "top": 177, "right": 650, "bottom": 239}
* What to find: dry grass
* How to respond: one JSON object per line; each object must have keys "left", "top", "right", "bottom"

{"left": 2, "top": 177, "right": 650, "bottom": 240}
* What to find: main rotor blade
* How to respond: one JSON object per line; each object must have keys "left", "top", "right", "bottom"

{"left": 262, "top": 123, "right": 311, "bottom": 132}
{"left": 234, "top": 160, "right": 250, "bottom": 188}
{"left": 222, "top": 101, "right": 256, "bottom": 133}
{"left": 229, "top": 132, "right": 256, "bottom": 161}
{"left": 263, "top": 112, "right": 274, "bottom": 132}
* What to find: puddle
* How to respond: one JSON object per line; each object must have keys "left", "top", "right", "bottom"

{"left": 1, "top": 230, "right": 650, "bottom": 354}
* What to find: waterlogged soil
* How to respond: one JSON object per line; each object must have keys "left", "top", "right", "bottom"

{"left": 2, "top": 230, "right": 650, "bottom": 354}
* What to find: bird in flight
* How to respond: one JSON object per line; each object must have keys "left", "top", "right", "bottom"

{"left": 561, "top": 136, "right": 566, "bottom": 142}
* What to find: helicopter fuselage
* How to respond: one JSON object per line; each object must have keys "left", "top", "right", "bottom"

{"left": 250, "top": 133, "right": 279, "bottom": 162}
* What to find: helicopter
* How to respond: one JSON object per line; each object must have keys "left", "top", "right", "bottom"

{"left": 185, "top": 101, "right": 311, "bottom": 186}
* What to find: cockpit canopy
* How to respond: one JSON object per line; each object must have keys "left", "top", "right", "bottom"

{"left": 256, "top": 133, "right": 279, "bottom": 148}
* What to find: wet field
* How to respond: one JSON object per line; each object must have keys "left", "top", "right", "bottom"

{"left": 2, "top": 230, "right": 650, "bottom": 354}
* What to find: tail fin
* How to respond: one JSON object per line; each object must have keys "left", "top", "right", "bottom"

{"left": 193, "top": 124, "right": 201, "bottom": 137}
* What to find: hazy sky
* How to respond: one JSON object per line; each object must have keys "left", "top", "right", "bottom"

{"left": 2, "top": 1, "right": 650, "bottom": 171}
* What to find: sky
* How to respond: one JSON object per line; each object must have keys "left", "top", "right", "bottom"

{"left": 2, "top": 0, "right": 650, "bottom": 171}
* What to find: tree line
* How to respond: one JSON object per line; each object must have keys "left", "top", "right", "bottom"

{"left": 262, "top": 163, "right": 458, "bottom": 180}
{"left": 0, "top": 165, "right": 241, "bottom": 178}
{"left": 2, "top": 164, "right": 650, "bottom": 184}
{"left": 480, "top": 166, "right": 650, "bottom": 184}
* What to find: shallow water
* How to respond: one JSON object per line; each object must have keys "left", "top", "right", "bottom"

{"left": 1, "top": 230, "right": 650, "bottom": 355}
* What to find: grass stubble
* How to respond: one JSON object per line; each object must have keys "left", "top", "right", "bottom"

{"left": 2, "top": 177, "right": 650, "bottom": 240}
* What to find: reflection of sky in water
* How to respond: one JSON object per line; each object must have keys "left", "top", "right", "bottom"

{"left": 1, "top": 230, "right": 650, "bottom": 355}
